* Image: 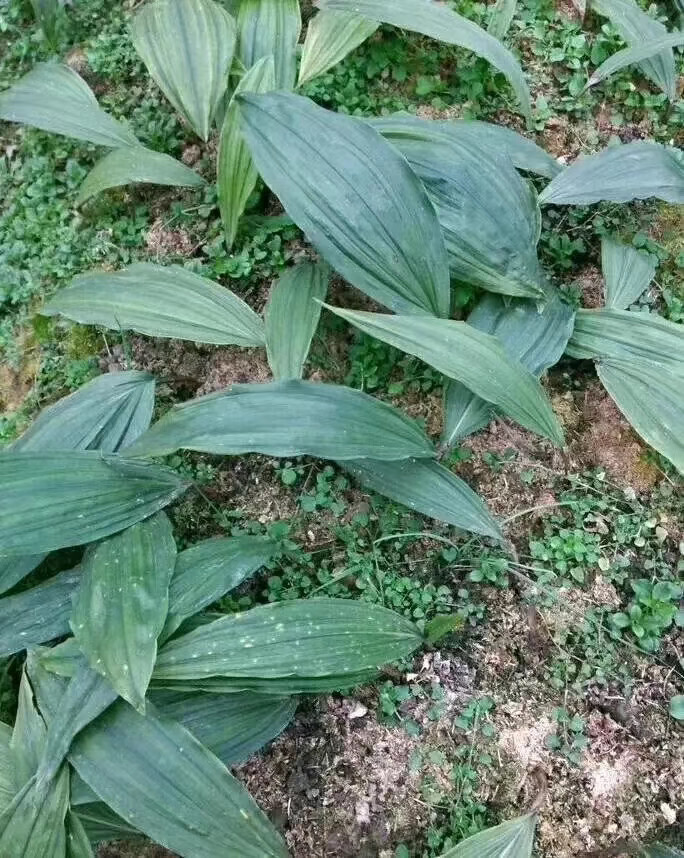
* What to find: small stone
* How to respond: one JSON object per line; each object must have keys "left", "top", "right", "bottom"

{"left": 348, "top": 702, "right": 368, "bottom": 720}
{"left": 661, "top": 803, "right": 677, "bottom": 825}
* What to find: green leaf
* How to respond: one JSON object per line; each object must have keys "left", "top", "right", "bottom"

{"left": 131, "top": 0, "right": 237, "bottom": 140}
{"left": 0, "top": 722, "right": 12, "bottom": 815}
{"left": 424, "top": 614, "right": 464, "bottom": 645}
{"left": 66, "top": 812, "right": 94, "bottom": 858}
{"left": 77, "top": 146, "right": 204, "bottom": 205}
{"left": 488, "top": 0, "right": 517, "bottom": 39}
{"left": 12, "top": 371, "right": 156, "bottom": 454}
{"left": 317, "top": 0, "right": 532, "bottom": 121}
{"left": 0, "top": 452, "right": 189, "bottom": 556}
{"left": 73, "top": 803, "right": 140, "bottom": 845}
{"left": 218, "top": 55, "right": 276, "bottom": 250}
{"left": 151, "top": 669, "right": 379, "bottom": 695}
{"left": 30, "top": 0, "right": 59, "bottom": 43}
{"left": 344, "top": 458, "right": 502, "bottom": 540}
{"left": 126, "top": 379, "right": 435, "bottom": 460}
{"left": 154, "top": 598, "right": 423, "bottom": 688}
{"left": 10, "top": 670, "right": 47, "bottom": 789}
{"left": 642, "top": 846, "right": 684, "bottom": 858}
{"left": 298, "top": 10, "right": 379, "bottom": 85}
{"left": 69, "top": 702, "right": 289, "bottom": 857}
{"left": 237, "top": 0, "right": 301, "bottom": 90}
{"left": 238, "top": 91, "right": 451, "bottom": 317}
{"left": 438, "top": 813, "right": 536, "bottom": 857}
{"left": 0, "top": 555, "right": 47, "bottom": 597}
{"left": 0, "top": 770, "right": 70, "bottom": 858}
{"left": 43, "top": 263, "right": 266, "bottom": 346}
{"left": 0, "top": 62, "right": 139, "bottom": 148}
{"left": 324, "top": 306, "right": 564, "bottom": 444}
{"left": 265, "top": 262, "right": 330, "bottom": 379}
{"left": 71, "top": 513, "right": 177, "bottom": 711}
{"left": 0, "top": 568, "right": 80, "bottom": 658}
{"left": 587, "top": 32, "right": 684, "bottom": 93}
{"left": 669, "top": 695, "right": 684, "bottom": 721}
{"left": 539, "top": 142, "right": 684, "bottom": 205}
{"left": 601, "top": 238, "right": 657, "bottom": 310}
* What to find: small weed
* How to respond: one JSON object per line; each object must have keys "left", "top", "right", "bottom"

{"left": 545, "top": 707, "right": 588, "bottom": 766}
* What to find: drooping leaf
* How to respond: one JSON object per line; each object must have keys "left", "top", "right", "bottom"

{"left": 488, "top": 0, "right": 517, "bottom": 39}
{"left": 238, "top": 91, "right": 451, "bottom": 317}
{"left": 237, "top": 0, "right": 301, "bottom": 89}
{"left": 0, "top": 723, "right": 13, "bottom": 814}
{"left": 0, "top": 554, "right": 47, "bottom": 597}
{"left": 131, "top": 0, "right": 237, "bottom": 140}
{"left": 265, "top": 262, "right": 330, "bottom": 379}
{"left": 601, "top": 238, "right": 657, "bottom": 309}
{"left": 0, "top": 770, "right": 70, "bottom": 858}
{"left": 0, "top": 568, "right": 80, "bottom": 658}
{"left": 218, "top": 55, "right": 276, "bottom": 250}
{"left": 438, "top": 813, "right": 536, "bottom": 857}
{"left": 77, "top": 146, "right": 204, "bottom": 205}
{"left": 317, "top": 0, "right": 532, "bottom": 120}
{"left": 0, "top": 452, "right": 189, "bottom": 556}
{"left": 126, "top": 379, "right": 435, "bottom": 460}
{"left": 586, "top": 32, "right": 684, "bottom": 92}
{"left": 0, "top": 63, "right": 139, "bottom": 148}
{"left": 43, "top": 263, "right": 266, "bottom": 347}
{"left": 66, "top": 812, "right": 95, "bottom": 858}
{"left": 71, "top": 513, "right": 177, "bottom": 711}
{"left": 344, "top": 458, "right": 502, "bottom": 539}
{"left": 154, "top": 598, "right": 423, "bottom": 690}
{"left": 324, "top": 306, "right": 564, "bottom": 444}
{"left": 539, "top": 142, "right": 684, "bottom": 205}
{"left": 69, "top": 702, "right": 289, "bottom": 857}
{"left": 12, "top": 371, "right": 156, "bottom": 454}
{"left": 298, "top": 10, "right": 379, "bottom": 85}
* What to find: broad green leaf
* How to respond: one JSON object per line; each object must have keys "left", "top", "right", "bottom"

{"left": 12, "top": 371, "right": 156, "bottom": 454}
{"left": 0, "top": 722, "right": 12, "bottom": 814}
{"left": 238, "top": 91, "right": 451, "bottom": 317}
{"left": 442, "top": 292, "right": 575, "bottom": 446}
{"left": 126, "top": 379, "right": 435, "bottom": 460}
{"left": 148, "top": 690, "right": 297, "bottom": 765}
{"left": 0, "top": 452, "right": 189, "bottom": 556}
{"left": 69, "top": 702, "right": 289, "bottom": 857}
{"left": 71, "top": 513, "right": 176, "bottom": 711}
{"left": 344, "top": 458, "right": 502, "bottom": 540}
{"left": 643, "top": 847, "right": 684, "bottom": 858}
{"left": 324, "top": 306, "right": 564, "bottom": 444}
{"left": 74, "top": 803, "right": 140, "bottom": 844}
{"left": 265, "top": 262, "right": 330, "bottom": 379}
{"left": 237, "top": 0, "right": 301, "bottom": 89}
{"left": 10, "top": 671, "right": 47, "bottom": 789}
{"left": 591, "top": 0, "right": 677, "bottom": 100}
{"left": 587, "top": 32, "right": 684, "bottom": 92}
{"left": 77, "top": 146, "right": 204, "bottom": 205}
{"left": 0, "top": 554, "right": 46, "bottom": 596}
{"left": 219, "top": 55, "right": 276, "bottom": 250}
{"left": 318, "top": 0, "right": 532, "bottom": 121}
{"left": 298, "top": 10, "right": 379, "bottom": 85}
{"left": 601, "top": 238, "right": 657, "bottom": 310}
{"left": 488, "top": 0, "right": 517, "bottom": 39}
{"left": 0, "top": 63, "right": 139, "bottom": 148}
{"left": 150, "top": 669, "right": 379, "bottom": 695}
{"left": 131, "top": 0, "right": 237, "bottom": 140}
{"left": 0, "top": 568, "right": 80, "bottom": 658}
{"left": 43, "top": 263, "right": 266, "bottom": 347}
{"left": 154, "top": 598, "right": 423, "bottom": 687}
{"left": 0, "top": 770, "right": 70, "bottom": 858}
{"left": 670, "top": 695, "right": 684, "bottom": 721}
{"left": 539, "top": 142, "right": 684, "bottom": 205}
{"left": 438, "top": 813, "right": 536, "bottom": 857}
{"left": 166, "top": 536, "right": 278, "bottom": 637}
{"left": 66, "top": 812, "right": 94, "bottom": 858}
{"left": 598, "top": 358, "right": 684, "bottom": 473}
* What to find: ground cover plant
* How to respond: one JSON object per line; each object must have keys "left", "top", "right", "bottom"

{"left": 0, "top": 0, "right": 682, "bottom": 855}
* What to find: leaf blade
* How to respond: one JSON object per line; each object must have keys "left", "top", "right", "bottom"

{"left": 298, "top": 10, "right": 379, "bottom": 85}
{"left": 438, "top": 813, "right": 536, "bottom": 857}
{"left": 237, "top": 0, "right": 301, "bottom": 89}
{"left": 601, "top": 238, "right": 657, "bottom": 310}
{"left": 587, "top": 32, "right": 684, "bottom": 92}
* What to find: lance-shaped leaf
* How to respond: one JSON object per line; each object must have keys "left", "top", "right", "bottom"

{"left": 0, "top": 568, "right": 80, "bottom": 658}
{"left": 30, "top": 0, "right": 59, "bottom": 44}
{"left": 298, "top": 10, "right": 379, "bottom": 85}
{"left": 0, "top": 62, "right": 139, "bottom": 148}
{"left": 219, "top": 55, "right": 276, "bottom": 250}
{"left": 0, "top": 452, "right": 189, "bottom": 556}
{"left": 237, "top": 0, "right": 301, "bottom": 90}
{"left": 438, "top": 813, "right": 536, "bottom": 857}
{"left": 154, "top": 598, "right": 423, "bottom": 687}
{"left": 442, "top": 292, "right": 575, "bottom": 446}
{"left": 10, "top": 671, "right": 47, "bottom": 789}
{"left": 77, "top": 146, "right": 204, "bottom": 205}
{"left": 66, "top": 812, "right": 94, "bottom": 858}
{"left": 43, "top": 263, "right": 266, "bottom": 347}
{"left": 324, "top": 306, "right": 564, "bottom": 444}
{"left": 0, "top": 723, "right": 13, "bottom": 814}
{"left": 488, "top": 0, "right": 517, "bottom": 39}
{"left": 74, "top": 803, "right": 140, "bottom": 845}
{"left": 69, "top": 702, "right": 289, "bottom": 857}
{"left": 0, "top": 554, "right": 46, "bottom": 597}
{"left": 0, "top": 770, "right": 70, "bottom": 858}
{"left": 149, "top": 691, "right": 297, "bottom": 765}
{"left": 12, "top": 371, "right": 156, "bottom": 454}
{"left": 601, "top": 238, "right": 657, "bottom": 309}
{"left": 317, "top": 0, "right": 532, "bottom": 120}
{"left": 127, "top": 379, "right": 435, "bottom": 460}
{"left": 539, "top": 142, "right": 684, "bottom": 206}
{"left": 590, "top": 0, "right": 677, "bottom": 100}
{"left": 131, "top": 0, "right": 237, "bottom": 140}
{"left": 344, "top": 458, "right": 502, "bottom": 540}
{"left": 71, "top": 513, "right": 177, "bottom": 711}
{"left": 265, "top": 262, "right": 330, "bottom": 379}
{"left": 238, "top": 91, "right": 451, "bottom": 317}
{"left": 587, "top": 32, "right": 684, "bottom": 92}
{"left": 150, "top": 668, "right": 380, "bottom": 695}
